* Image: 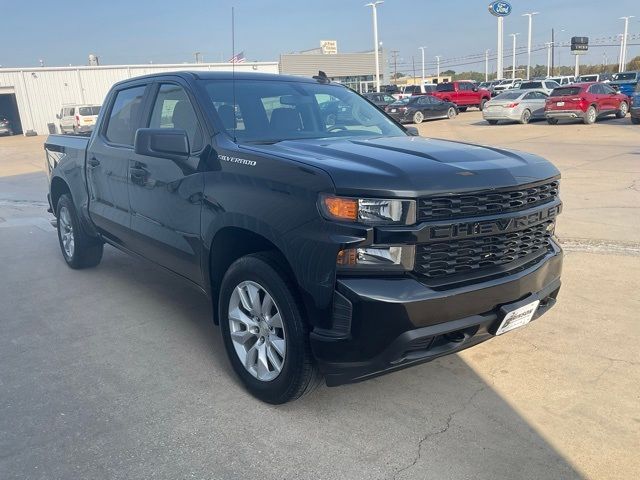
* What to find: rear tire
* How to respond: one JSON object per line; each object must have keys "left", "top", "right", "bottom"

{"left": 412, "top": 111, "right": 424, "bottom": 124}
{"left": 446, "top": 107, "right": 457, "bottom": 119}
{"left": 583, "top": 105, "right": 597, "bottom": 125}
{"left": 458, "top": 106, "right": 468, "bottom": 112}
{"left": 487, "top": 120, "right": 499, "bottom": 125}
{"left": 219, "top": 253, "right": 320, "bottom": 404}
{"left": 616, "top": 101, "right": 628, "bottom": 118}
{"left": 547, "top": 118, "right": 559, "bottom": 125}
{"left": 56, "top": 194, "right": 103, "bottom": 269}
{"left": 519, "top": 109, "right": 532, "bottom": 124}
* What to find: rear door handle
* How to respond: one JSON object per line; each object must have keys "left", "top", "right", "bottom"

{"left": 87, "top": 157, "right": 100, "bottom": 167}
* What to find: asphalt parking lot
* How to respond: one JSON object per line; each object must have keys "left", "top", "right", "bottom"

{"left": 1, "top": 112, "right": 639, "bottom": 480}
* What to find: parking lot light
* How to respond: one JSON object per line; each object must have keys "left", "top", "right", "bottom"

{"left": 365, "top": 1, "right": 384, "bottom": 92}
{"left": 619, "top": 16, "right": 635, "bottom": 71}
{"left": 419, "top": 46, "right": 427, "bottom": 86}
{"left": 522, "top": 12, "right": 539, "bottom": 80}
{"left": 509, "top": 33, "right": 520, "bottom": 80}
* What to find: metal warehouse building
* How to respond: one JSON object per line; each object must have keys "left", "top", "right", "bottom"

{"left": 0, "top": 62, "right": 279, "bottom": 136}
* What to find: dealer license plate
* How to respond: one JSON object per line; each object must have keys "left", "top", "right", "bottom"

{"left": 495, "top": 300, "right": 540, "bottom": 335}
{"left": 556, "top": 101, "right": 565, "bottom": 107}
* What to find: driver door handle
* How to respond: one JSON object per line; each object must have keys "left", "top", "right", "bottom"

{"left": 87, "top": 157, "right": 100, "bottom": 167}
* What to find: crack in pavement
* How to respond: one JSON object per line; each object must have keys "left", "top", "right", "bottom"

{"left": 391, "top": 384, "right": 487, "bottom": 480}
{"left": 557, "top": 237, "right": 640, "bottom": 256}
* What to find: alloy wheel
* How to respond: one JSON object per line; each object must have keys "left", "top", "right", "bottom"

{"left": 58, "top": 206, "right": 75, "bottom": 258}
{"left": 228, "top": 280, "right": 286, "bottom": 382}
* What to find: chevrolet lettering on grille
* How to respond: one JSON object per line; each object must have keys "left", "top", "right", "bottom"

{"left": 427, "top": 203, "right": 561, "bottom": 241}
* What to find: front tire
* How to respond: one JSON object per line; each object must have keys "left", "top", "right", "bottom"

{"left": 219, "top": 253, "right": 320, "bottom": 404}
{"left": 547, "top": 118, "right": 559, "bottom": 125}
{"left": 631, "top": 116, "right": 640, "bottom": 125}
{"left": 616, "top": 101, "right": 628, "bottom": 118}
{"left": 412, "top": 111, "right": 424, "bottom": 124}
{"left": 487, "top": 119, "right": 499, "bottom": 125}
{"left": 56, "top": 194, "right": 103, "bottom": 269}
{"left": 479, "top": 98, "right": 487, "bottom": 111}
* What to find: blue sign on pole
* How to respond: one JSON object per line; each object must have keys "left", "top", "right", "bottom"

{"left": 488, "top": 1, "right": 512, "bottom": 17}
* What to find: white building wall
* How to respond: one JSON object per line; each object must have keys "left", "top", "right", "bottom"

{"left": 0, "top": 62, "right": 279, "bottom": 135}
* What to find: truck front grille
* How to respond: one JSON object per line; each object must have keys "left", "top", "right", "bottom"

{"left": 417, "top": 179, "right": 559, "bottom": 222}
{"left": 414, "top": 220, "right": 554, "bottom": 282}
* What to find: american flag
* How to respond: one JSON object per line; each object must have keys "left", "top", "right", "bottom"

{"left": 228, "top": 51, "right": 246, "bottom": 63}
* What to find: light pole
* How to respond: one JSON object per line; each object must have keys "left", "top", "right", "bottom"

{"left": 545, "top": 42, "right": 552, "bottom": 77}
{"left": 618, "top": 34, "right": 625, "bottom": 72}
{"left": 485, "top": 49, "right": 490, "bottom": 81}
{"left": 435, "top": 55, "right": 441, "bottom": 82}
{"left": 522, "top": 12, "right": 539, "bottom": 80}
{"left": 419, "top": 46, "right": 426, "bottom": 85}
{"left": 509, "top": 33, "right": 520, "bottom": 80}
{"left": 619, "top": 16, "right": 635, "bottom": 71}
{"left": 365, "top": 1, "right": 384, "bottom": 92}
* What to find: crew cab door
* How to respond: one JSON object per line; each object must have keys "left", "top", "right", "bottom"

{"left": 87, "top": 84, "right": 148, "bottom": 247}
{"left": 126, "top": 81, "right": 206, "bottom": 283}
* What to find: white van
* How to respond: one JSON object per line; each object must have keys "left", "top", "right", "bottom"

{"left": 57, "top": 105, "right": 101, "bottom": 134}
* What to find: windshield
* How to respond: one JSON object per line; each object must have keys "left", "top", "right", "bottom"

{"left": 494, "top": 91, "right": 523, "bottom": 100}
{"left": 390, "top": 98, "right": 411, "bottom": 106}
{"left": 79, "top": 106, "right": 101, "bottom": 116}
{"left": 550, "top": 87, "right": 581, "bottom": 97}
{"left": 612, "top": 72, "right": 638, "bottom": 81}
{"left": 520, "top": 82, "right": 542, "bottom": 89}
{"left": 200, "top": 79, "right": 405, "bottom": 143}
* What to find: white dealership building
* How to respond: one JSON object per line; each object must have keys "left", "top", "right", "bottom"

{"left": 0, "top": 61, "right": 279, "bottom": 136}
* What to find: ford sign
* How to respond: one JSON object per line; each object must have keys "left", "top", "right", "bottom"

{"left": 488, "top": 1, "right": 512, "bottom": 17}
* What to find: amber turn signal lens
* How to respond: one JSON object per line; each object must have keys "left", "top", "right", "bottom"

{"left": 337, "top": 249, "right": 358, "bottom": 266}
{"left": 323, "top": 196, "right": 358, "bottom": 221}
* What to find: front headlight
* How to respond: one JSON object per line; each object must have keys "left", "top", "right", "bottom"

{"left": 337, "top": 245, "right": 415, "bottom": 272}
{"left": 319, "top": 194, "right": 416, "bottom": 225}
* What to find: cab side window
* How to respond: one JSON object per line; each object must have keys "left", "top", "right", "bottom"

{"left": 105, "top": 86, "right": 146, "bottom": 146}
{"left": 149, "top": 84, "right": 204, "bottom": 152}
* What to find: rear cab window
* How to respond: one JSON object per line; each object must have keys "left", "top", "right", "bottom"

{"left": 436, "top": 83, "right": 454, "bottom": 92}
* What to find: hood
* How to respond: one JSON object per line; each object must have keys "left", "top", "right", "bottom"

{"left": 242, "top": 136, "right": 559, "bottom": 197}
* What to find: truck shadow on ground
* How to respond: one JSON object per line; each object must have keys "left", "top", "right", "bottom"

{"left": 0, "top": 224, "right": 584, "bottom": 479}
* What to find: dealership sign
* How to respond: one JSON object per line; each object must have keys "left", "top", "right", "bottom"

{"left": 320, "top": 40, "right": 338, "bottom": 55}
{"left": 488, "top": 1, "right": 512, "bottom": 17}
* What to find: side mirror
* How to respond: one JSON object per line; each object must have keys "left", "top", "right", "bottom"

{"left": 134, "top": 128, "right": 190, "bottom": 161}
{"left": 405, "top": 126, "right": 420, "bottom": 136}
{"left": 55, "top": 114, "right": 61, "bottom": 119}
{"left": 473, "top": 87, "right": 479, "bottom": 92}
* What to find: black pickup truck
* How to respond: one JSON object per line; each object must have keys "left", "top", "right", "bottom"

{"left": 44, "top": 71, "right": 563, "bottom": 404}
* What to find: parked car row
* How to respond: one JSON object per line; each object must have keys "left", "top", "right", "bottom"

{"left": 482, "top": 81, "right": 636, "bottom": 126}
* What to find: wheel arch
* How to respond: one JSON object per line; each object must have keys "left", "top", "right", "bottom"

{"left": 50, "top": 176, "right": 71, "bottom": 214}
{"left": 207, "top": 226, "right": 299, "bottom": 325}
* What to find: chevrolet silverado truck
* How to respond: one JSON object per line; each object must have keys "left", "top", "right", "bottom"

{"left": 44, "top": 71, "right": 563, "bottom": 404}
{"left": 430, "top": 81, "right": 492, "bottom": 111}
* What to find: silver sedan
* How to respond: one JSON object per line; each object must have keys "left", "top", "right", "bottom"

{"left": 483, "top": 89, "right": 549, "bottom": 125}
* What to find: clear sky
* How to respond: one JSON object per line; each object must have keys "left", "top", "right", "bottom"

{"left": 1, "top": 0, "right": 638, "bottom": 74}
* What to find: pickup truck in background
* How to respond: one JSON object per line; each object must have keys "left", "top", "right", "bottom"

{"left": 610, "top": 71, "right": 640, "bottom": 97}
{"left": 430, "top": 81, "right": 491, "bottom": 111}
{"left": 45, "top": 71, "right": 563, "bottom": 403}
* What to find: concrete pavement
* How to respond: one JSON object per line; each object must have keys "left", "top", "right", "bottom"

{"left": 0, "top": 114, "right": 638, "bottom": 479}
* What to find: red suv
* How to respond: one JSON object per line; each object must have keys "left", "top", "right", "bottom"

{"left": 430, "top": 81, "right": 491, "bottom": 111}
{"left": 545, "top": 82, "right": 629, "bottom": 125}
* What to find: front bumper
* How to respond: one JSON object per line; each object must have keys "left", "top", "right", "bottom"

{"left": 545, "top": 110, "right": 585, "bottom": 120}
{"left": 311, "top": 243, "right": 562, "bottom": 386}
